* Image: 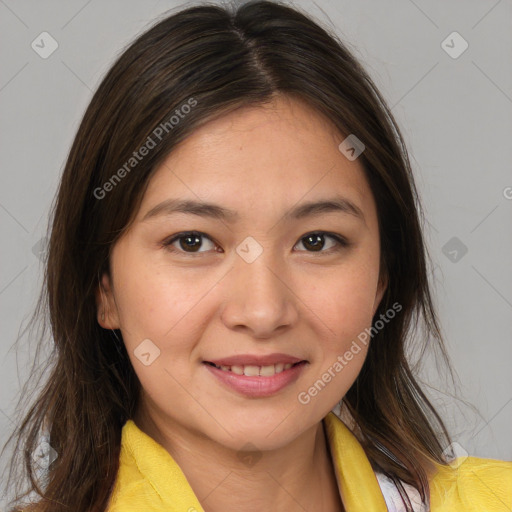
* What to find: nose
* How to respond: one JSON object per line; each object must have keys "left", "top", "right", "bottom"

{"left": 220, "top": 254, "right": 299, "bottom": 339}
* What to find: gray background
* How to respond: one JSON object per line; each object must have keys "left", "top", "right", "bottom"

{"left": 1, "top": 0, "right": 511, "bottom": 496}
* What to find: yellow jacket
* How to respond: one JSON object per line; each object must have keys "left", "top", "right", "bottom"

{"left": 106, "top": 412, "right": 512, "bottom": 511}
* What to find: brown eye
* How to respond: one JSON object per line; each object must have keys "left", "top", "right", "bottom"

{"left": 295, "top": 232, "right": 349, "bottom": 253}
{"left": 163, "top": 232, "right": 218, "bottom": 254}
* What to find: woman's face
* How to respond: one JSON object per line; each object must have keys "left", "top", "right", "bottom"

{"left": 98, "top": 95, "right": 386, "bottom": 451}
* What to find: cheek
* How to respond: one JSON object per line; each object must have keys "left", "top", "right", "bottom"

{"left": 301, "top": 255, "right": 381, "bottom": 346}
{"left": 294, "top": 262, "right": 378, "bottom": 417}
{"left": 112, "top": 250, "right": 204, "bottom": 340}
{"left": 111, "top": 259, "right": 206, "bottom": 400}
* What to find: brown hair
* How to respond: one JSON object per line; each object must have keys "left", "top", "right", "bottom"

{"left": 2, "top": 1, "right": 456, "bottom": 510}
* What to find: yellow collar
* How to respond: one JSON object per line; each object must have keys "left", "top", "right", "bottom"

{"left": 108, "top": 411, "right": 388, "bottom": 511}
{"left": 323, "top": 412, "right": 388, "bottom": 510}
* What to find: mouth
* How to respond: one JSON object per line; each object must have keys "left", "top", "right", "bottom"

{"left": 202, "top": 359, "right": 308, "bottom": 398}
{"left": 203, "top": 360, "right": 307, "bottom": 377}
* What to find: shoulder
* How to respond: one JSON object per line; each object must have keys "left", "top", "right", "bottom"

{"left": 375, "top": 457, "right": 512, "bottom": 512}
{"left": 429, "top": 456, "right": 512, "bottom": 511}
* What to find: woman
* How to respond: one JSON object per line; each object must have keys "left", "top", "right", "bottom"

{"left": 3, "top": 1, "right": 511, "bottom": 511}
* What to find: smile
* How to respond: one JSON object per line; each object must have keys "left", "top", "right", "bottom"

{"left": 202, "top": 360, "right": 308, "bottom": 398}
{"left": 204, "top": 361, "right": 304, "bottom": 377}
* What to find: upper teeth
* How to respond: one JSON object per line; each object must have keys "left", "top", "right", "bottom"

{"left": 215, "top": 363, "right": 294, "bottom": 376}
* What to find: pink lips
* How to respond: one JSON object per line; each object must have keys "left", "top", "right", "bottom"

{"left": 203, "top": 353, "right": 308, "bottom": 398}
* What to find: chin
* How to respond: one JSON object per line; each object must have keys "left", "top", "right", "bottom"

{"left": 206, "top": 407, "right": 315, "bottom": 450}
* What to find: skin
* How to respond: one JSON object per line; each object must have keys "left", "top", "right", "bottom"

{"left": 97, "top": 94, "right": 387, "bottom": 511}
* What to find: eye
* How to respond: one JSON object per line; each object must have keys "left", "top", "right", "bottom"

{"left": 163, "top": 231, "right": 219, "bottom": 254}
{"left": 294, "top": 232, "right": 349, "bottom": 253}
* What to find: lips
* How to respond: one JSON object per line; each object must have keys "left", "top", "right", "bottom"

{"left": 203, "top": 357, "right": 308, "bottom": 397}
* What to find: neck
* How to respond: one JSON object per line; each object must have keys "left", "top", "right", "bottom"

{"left": 133, "top": 406, "right": 344, "bottom": 512}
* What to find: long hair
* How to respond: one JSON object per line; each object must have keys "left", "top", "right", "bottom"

{"left": 2, "top": 1, "right": 456, "bottom": 510}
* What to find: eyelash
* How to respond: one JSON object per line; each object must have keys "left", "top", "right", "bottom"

{"left": 161, "top": 230, "right": 350, "bottom": 256}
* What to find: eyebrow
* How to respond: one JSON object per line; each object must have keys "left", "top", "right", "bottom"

{"left": 142, "top": 195, "right": 366, "bottom": 224}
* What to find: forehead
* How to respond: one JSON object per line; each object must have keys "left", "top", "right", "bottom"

{"left": 137, "top": 95, "right": 377, "bottom": 228}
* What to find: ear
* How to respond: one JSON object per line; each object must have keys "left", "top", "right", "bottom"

{"left": 372, "top": 271, "right": 388, "bottom": 317}
{"left": 95, "top": 272, "right": 120, "bottom": 329}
